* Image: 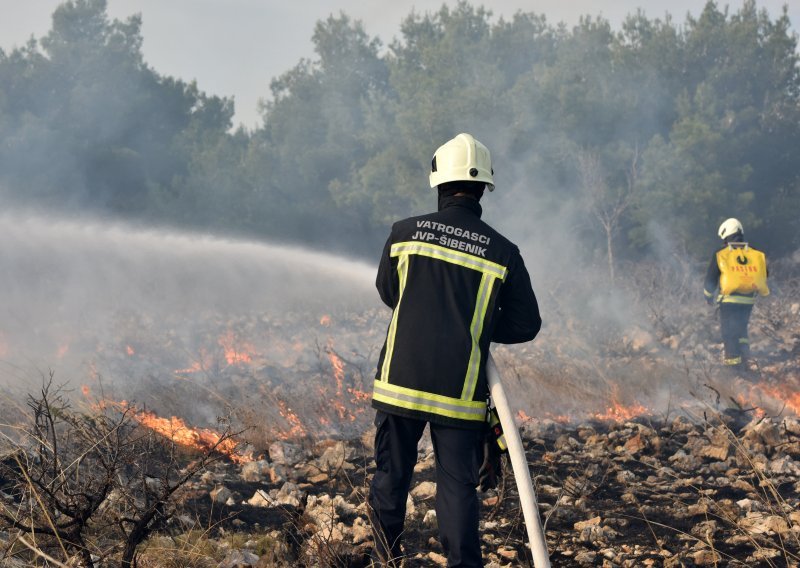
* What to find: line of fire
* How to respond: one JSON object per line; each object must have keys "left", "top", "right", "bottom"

{"left": 1, "top": 238, "right": 799, "bottom": 567}
{"left": 3, "top": 290, "right": 785, "bottom": 464}
{"left": 0, "top": 224, "right": 800, "bottom": 568}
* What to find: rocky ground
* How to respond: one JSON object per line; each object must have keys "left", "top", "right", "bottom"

{"left": 119, "top": 407, "right": 800, "bottom": 567}
{"left": 1, "top": 258, "right": 799, "bottom": 566}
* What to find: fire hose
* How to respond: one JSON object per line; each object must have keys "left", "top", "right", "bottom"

{"left": 487, "top": 352, "right": 551, "bottom": 568}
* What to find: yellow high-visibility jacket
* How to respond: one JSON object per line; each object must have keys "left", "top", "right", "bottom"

{"left": 704, "top": 240, "right": 769, "bottom": 305}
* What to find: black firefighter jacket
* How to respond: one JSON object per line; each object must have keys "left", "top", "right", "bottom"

{"left": 372, "top": 195, "right": 542, "bottom": 429}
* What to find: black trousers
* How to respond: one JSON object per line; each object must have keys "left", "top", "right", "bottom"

{"left": 368, "top": 410, "right": 484, "bottom": 567}
{"left": 719, "top": 303, "right": 753, "bottom": 366}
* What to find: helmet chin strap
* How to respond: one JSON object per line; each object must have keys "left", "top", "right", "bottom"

{"left": 437, "top": 184, "right": 483, "bottom": 201}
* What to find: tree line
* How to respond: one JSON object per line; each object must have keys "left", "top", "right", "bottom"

{"left": 1, "top": 0, "right": 798, "bottom": 264}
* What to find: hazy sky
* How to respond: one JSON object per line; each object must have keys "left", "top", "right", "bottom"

{"left": 1, "top": 0, "right": 797, "bottom": 128}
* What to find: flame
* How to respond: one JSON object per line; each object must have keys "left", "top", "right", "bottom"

{"left": 132, "top": 409, "right": 252, "bottom": 464}
{"left": 217, "top": 329, "right": 255, "bottom": 366}
{"left": 348, "top": 387, "right": 371, "bottom": 402}
{"left": 126, "top": 345, "right": 135, "bottom": 356}
{"left": 56, "top": 343, "right": 69, "bottom": 358}
{"left": 328, "top": 346, "right": 345, "bottom": 393}
{"left": 592, "top": 400, "right": 650, "bottom": 422}
{"left": 277, "top": 400, "right": 307, "bottom": 438}
{"left": 516, "top": 409, "right": 570, "bottom": 424}
{"left": 325, "top": 341, "right": 370, "bottom": 422}
{"left": 589, "top": 384, "right": 651, "bottom": 422}
{"left": 760, "top": 384, "right": 800, "bottom": 414}
{"left": 81, "top": 388, "right": 253, "bottom": 464}
{"left": 175, "top": 332, "right": 257, "bottom": 373}
{"left": 327, "top": 342, "right": 347, "bottom": 420}
{"left": 736, "top": 380, "right": 800, "bottom": 416}
{"left": 513, "top": 390, "right": 651, "bottom": 425}
{"left": 320, "top": 315, "right": 332, "bottom": 326}
{"left": 174, "top": 348, "right": 212, "bottom": 374}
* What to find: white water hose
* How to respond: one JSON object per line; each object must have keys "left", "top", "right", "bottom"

{"left": 486, "top": 352, "right": 551, "bottom": 567}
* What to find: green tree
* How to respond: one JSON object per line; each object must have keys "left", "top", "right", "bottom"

{"left": 638, "top": 1, "right": 800, "bottom": 255}
{"left": 0, "top": 0, "right": 232, "bottom": 216}
{"left": 2, "top": 0, "right": 798, "bottom": 259}
{"left": 355, "top": 2, "right": 557, "bottom": 225}
{"left": 245, "top": 13, "right": 388, "bottom": 249}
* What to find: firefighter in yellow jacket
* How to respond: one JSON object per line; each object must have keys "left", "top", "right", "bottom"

{"left": 368, "top": 134, "right": 541, "bottom": 567}
{"left": 703, "top": 218, "right": 769, "bottom": 371}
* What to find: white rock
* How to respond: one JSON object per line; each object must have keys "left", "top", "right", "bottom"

{"left": 735, "top": 498, "right": 762, "bottom": 512}
{"left": 410, "top": 481, "right": 437, "bottom": 500}
{"left": 769, "top": 456, "right": 800, "bottom": 476}
{"left": 246, "top": 490, "right": 273, "bottom": 507}
{"left": 218, "top": 550, "right": 260, "bottom": 568}
{"left": 405, "top": 494, "right": 416, "bottom": 519}
{"left": 210, "top": 486, "right": 232, "bottom": 504}
{"left": 268, "top": 441, "right": 305, "bottom": 466}
{"left": 317, "top": 441, "right": 355, "bottom": 471}
{"left": 240, "top": 459, "right": 271, "bottom": 482}
{"left": 574, "top": 516, "right": 602, "bottom": 531}
{"left": 740, "top": 513, "right": 790, "bottom": 535}
{"left": 351, "top": 516, "right": 372, "bottom": 544}
{"left": 276, "top": 493, "right": 301, "bottom": 507}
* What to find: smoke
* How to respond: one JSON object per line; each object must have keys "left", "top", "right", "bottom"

{"left": 473, "top": 131, "right": 706, "bottom": 417}
{"left": 4, "top": 2, "right": 777, "bottom": 426}
{"left": 0, "top": 211, "right": 378, "bottom": 389}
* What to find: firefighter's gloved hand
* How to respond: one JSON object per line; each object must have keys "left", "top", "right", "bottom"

{"left": 478, "top": 434, "right": 502, "bottom": 491}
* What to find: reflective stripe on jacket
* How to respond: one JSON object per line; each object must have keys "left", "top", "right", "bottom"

{"left": 372, "top": 195, "right": 541, "bottom": 428}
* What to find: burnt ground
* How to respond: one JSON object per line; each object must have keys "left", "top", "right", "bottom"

{"left": 2, "top": 381, "right": 799, "bottom": 567}
{"left": 158, "top": 407, "right": 800, "bottom": 568}
{"left": 1, "top": 261, "right": 799, "bottom": 566}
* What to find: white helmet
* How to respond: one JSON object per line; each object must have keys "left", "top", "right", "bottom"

{"left": 429, "top": 133, "right": 495, "bottom": 191}
{"left": 718, "top": 218, "right": 744, "bottom": 240}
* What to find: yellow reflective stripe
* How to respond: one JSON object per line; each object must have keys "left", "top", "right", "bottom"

{"left": 462, "top": 273, "right": 495, "bottom": 400}
{"left": 724, "top": 356, "right": 742, "bottom": 366}
{"left": 703, "top": 289, "right": 714, "bottom": 298}
{"left": 382, "top": 240, "right": 507, "bottom": 409}
{"left": 739, "top": 338, "right": 749, "bottom": 344}
{"left": 390, "top": 241, "right": 507, "bottom": 280}
{"left": 719, "top": 295, "right": 755, "bottom": 305}
{"left": 496, "top": 433, "right": 508, "bottom": 451}
{"left": 373, "top": 380, "right": 486, "bottom": 421}
{"left": 380, "top": 254, "right": 410, "bottom": 382}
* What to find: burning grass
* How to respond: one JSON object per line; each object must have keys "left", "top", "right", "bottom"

{"left": 0, "top": 259, "right": 799, "bottom": 565}
{"left": 3, "top": 373, "right": 800, "bottom": 566}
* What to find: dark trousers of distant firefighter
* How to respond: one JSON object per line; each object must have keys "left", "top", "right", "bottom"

{"left": 368, "top": 411, "right": 484, "bottom": 567}
{"left": 720, "top": 303, "right": 753, "bottom": 367}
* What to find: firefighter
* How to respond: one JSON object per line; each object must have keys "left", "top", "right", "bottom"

{"left": 703, "top": 218, "right": 769, "bottom": 373}
{"left": 368, "top": 133, "right": 541, "bottom": 567}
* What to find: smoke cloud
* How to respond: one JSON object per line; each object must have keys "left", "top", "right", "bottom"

{"left": 0, "top": 212, "right": 379, "bottom": 390}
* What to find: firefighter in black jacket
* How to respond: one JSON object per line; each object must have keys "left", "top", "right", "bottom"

{"left": 368, "top": 133, "right": 541, "bottom": 567}
{"left": 703, "top": 218, "right": 769, "bottom": 372}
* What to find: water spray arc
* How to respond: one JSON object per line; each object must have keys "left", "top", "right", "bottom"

{"left": 0, "top": 213, "right": 378, "bottom": 376}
